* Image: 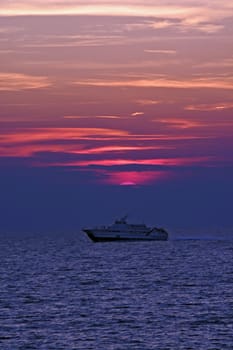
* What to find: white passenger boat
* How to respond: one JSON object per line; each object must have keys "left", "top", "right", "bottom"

{"left": 82, "top": 216, "right": 168, "bottom": 242}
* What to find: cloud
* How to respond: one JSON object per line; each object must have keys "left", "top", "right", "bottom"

{"left": 53, "top": 156, "right": 211, "bottom": 168}
{"left": 1, "top": 1, "right": 232, "bottom": 34}
{"left": 0, "top": 1, "right": 201, "bottom": 17}
{"left": 74, "top": 76, "right": 233, "bottom": 90}
{"left": 0, "top": 128, "right": 133, "bottom": 157}
{"left": 0, "top": 126, "right": 210, "bottom": 161}
{"left": 0, "top": 72, "right": 52, "bottom": 91}
{"left": 22, "top": 34, "right": 126, "bottom": 48}
{"left": 158, "top": 118, "right": 204, "bottom": 129}
{"left": 144, "top": 49, "right": 176, "bottom": 55}
{"left": 131, "top": 112, "right": 144, "bottom": 117}
{"left": 156, "top": 117, "right": 233, "bottom": 132}
{"left": 136, "top": 99, "right": 162, "bottom": 105}
{"left": 0, "top": 128, "right": 128, "bottom": 145}
{"left": 0, "top": 142, "right": 158, "bottom": 158}
{"left": 64, "top": 115, "right": 121, "bottom": 119}
{"left": 0, "top": 123, "right": 230, "bottom": 186}
{"left": 185, "top": 102, "right": 233, "bottom": 111}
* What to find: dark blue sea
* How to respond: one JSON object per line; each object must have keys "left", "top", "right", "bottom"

{"left": 0, "top": 232, "right": 232, "bottom": 349}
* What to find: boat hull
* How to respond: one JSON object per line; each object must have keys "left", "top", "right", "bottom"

{"left": 83, "top": 230, "right": 168, "bottom": 242}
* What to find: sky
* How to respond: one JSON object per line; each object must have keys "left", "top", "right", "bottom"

{"left": 0, "top": 1, "right": 233, "bottom": 234}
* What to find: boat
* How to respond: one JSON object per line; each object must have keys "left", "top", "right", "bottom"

{"left": 82, "top": 216, "right": 168, "bottom": 242}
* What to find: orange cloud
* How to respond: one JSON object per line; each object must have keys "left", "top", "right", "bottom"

{"left": 158, "top": 118, "right": 204, "bottom": 129}
{"left": 144, "top": 49, "right": 176, "bottom": 55}
{"left": 131, "top": 112, "right": 144, "bottom": 117}
{"left": 185, "top": 102, "right": 233, "bottom": 111}
{"left": 136, "top": 99, "right": 162, "bottom": 105}
{"left": 0, "top": 2, "right": 201, "bottom": 18}
{"left": 74, "top": 77, "right": 233, "bottom": 90}
{"left": 1, "top": 1, "right": 231, "bottom": 35}
{"left": 0, "top": 73, "right": 52, "bottom": 91}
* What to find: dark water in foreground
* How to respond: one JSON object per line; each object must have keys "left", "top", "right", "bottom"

{"left": 0, "top": 233, "right": 232, "bottom": 349}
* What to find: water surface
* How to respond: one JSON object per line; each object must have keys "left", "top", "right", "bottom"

{"left": 0, "top": 233, "right": 232, "bottom": 349}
